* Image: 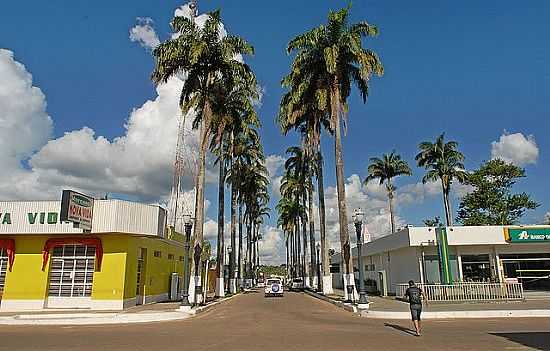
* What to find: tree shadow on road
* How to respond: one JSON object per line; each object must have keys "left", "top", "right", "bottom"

{"left": 384, "top": 323, "right": 417, "bottom": 337}
{"left": 490, "top": 332, "right": 550, "bottom": 351}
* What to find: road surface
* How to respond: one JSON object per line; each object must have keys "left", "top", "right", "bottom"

{"left": 1, "top": 291, "right": 549, "bottom": 351}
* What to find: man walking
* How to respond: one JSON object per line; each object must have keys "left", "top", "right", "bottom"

{"left": 404, "top": 280, "right": 424, "bottom": 336}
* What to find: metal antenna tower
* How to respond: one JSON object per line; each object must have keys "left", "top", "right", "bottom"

{"left": 168, "top": 0, "right": 199, "bottom": 231}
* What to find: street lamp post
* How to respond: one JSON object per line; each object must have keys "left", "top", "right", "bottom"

{"left": 181, "top": 214, "right": 193, "bottom": 308}
{"left": 352, "top": 208, "right": 369, "bottom": 308}
{"left": 316, "top": 243, "right": 322, "bottom": 292}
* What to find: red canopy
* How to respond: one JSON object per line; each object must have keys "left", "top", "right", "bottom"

{"left": 0, "top": 239, "right": 15, "bottom": 271}
{"left": 42, "top": 237, "right": 103, "bottom": 271}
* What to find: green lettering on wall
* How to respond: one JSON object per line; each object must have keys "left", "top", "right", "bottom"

{"left": 39, "top": 212, "right": 45, "bottom": 224}
{"left": 47, "top": 212, "right": 58, "bottom": 224}
{"left": 28, "top": 213, "right": 38, "bottom": 224}
{"left": 2, "top": 213, "right": 11, "bottom": 225}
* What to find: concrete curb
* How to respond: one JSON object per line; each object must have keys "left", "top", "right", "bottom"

{"left": 361, "top": 309, "right": 550, "bottom": 319}
{"left": 304, "top": 290, "right": 550, "bottom": 320}
{"left": 303, "top": 289, "right": 359, "bottom": 313}
{"left": 0, "top": 294, "right": 239, "bottom": 326}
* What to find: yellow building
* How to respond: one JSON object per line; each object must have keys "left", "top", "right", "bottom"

{"left": 0, "top": 199, "right": 185, "bottom": 311}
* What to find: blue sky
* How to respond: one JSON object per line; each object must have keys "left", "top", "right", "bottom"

{"left": 1, "top": 1, "right": 549, "bottom": 261}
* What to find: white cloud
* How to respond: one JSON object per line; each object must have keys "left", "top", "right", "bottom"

{"left": 0, "top": 6, "right": 242, "bottom": 202}
{"left": 259, "top": 225, "right": 285, "bottom": 265}
{"left": 265, "top": 154, "right": 285, "bottom": 179}
{"left": 28, "top": 76, "right": 201, "bottom": 201}
{"left": 0, "top": 49, "right": 53, "bottom": 199}
{"left": 129, "top": 17, "right": 160, "bottom": 50}
{"left": 265, "top": 154, "right": 285, "bottom": 200}
{"left": 318, "top": 175, "right": 405, "bottom": 251}
{"left": 491, "top": 132, "right": 539, "bottom": 166}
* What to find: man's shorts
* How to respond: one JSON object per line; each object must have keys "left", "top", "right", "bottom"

{"left": 410, "top": 304, "right": 422, "bottom": 321}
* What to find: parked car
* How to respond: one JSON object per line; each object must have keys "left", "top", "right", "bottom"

{"left": 290, "top": 278, "right": 304, "bottom": 291}
{"left": 264, "top": 278, "right": 284, "bottom": 297}
{"left": 257, "top": 278, "right": 265, "bottom": 288}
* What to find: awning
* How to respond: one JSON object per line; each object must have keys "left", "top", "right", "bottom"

{"left": 42, "top": 237, "right": 103, "bottom": 271}
{"left": 0, "top": 239, "right": 15, "bottom": 271}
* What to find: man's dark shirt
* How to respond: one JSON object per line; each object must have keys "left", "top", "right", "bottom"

{"left": 405, "top": 286, "right": 422, "bottom": 307}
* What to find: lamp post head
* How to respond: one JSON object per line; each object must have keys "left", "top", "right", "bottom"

{"left": 353, "top": 208, "right": 364, "bottom": 225}
{"left": 183, "top": 214, "right": 193, "bottom": 226}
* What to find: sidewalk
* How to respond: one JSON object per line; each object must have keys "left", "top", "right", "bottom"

{"left": 305, "top": 289, "right": 550, "bottom": 319}
{"left": 0, "top": 294, "right": 239, "bottom": 325}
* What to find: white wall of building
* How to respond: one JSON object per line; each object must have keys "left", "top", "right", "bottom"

{"left": 0, "top": 199, "right": 166, "bottom": 237}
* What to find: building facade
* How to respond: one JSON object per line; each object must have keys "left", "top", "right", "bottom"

{"left": 0, "top": 199, "right": 185, "bottom": 311}
{"left": 330, "top": 225, "right": 550, "bottom": 295}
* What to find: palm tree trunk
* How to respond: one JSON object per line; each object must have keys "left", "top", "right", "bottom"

{"left": 388, "top": 192, "right": 395, "bottom": 233}
{"left": 446, "top": 189, "right": 454, "bottom": 226}
{"left": 215, "top": 155, "right": 225, "bottom": 297}
{"left": 255, "top": 226, "right": 260, "bottom": 269}
{"left": 286, "top": 237, "right": 289, "bottom": 278}
{"left": 301, "top": 199, "right": 308, "bottom": 282}
{"left": 246, "top": 220, "right": 251, "bottom": 279}
{"left": 441, "top": 179, "right": 452, "bottom": 226}
{"left": 308, "top": 180, "right": 316, "bottom": 288}
{"left": 331, "top": 84, "right": 354, "bottom": 299}
{"left": 316, "top": 148, "right": 331, "bottom": 292}
{"left": 238, "top": 202, "right": 243, "bottom": 286}
{"left": 190, "top": 107, "right": 210, "bottom": 303}
{"left": 388, "top": 179, "right": 395, "bottom": 234}
{"left": 296, "top": 219, "right": 301, "bottom": 280}
{"left": 252, "top": 223, "right": 257, "bottom": 281}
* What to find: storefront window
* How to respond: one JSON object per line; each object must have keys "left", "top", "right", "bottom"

{"left": 423, "top": 255, "right": 459, "bottom": 284}
{"left": 48, "top": 244, "right": 95, "bottom": 297}
{"left": 461, "top": 254, "right": 491, "bottom": 282}
{"left": 423, "top": 255, "right": 440, "bottom": 284}
{"left": 501, "top": 254, "right": 550, "bottom": 290}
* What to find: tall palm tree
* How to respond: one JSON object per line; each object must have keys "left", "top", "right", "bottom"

{"left": 365, "top": 152, "right": 412, "bottom": 233}
{"left": 278, "top": 38, "right": 334, "bottom": 292}
{"left": 210, "top": 72, "right": 259, "bottom": 295}
{"left": 277, "top": 196, "right": 306, "bottom": 279}
{"left": 227, "top": 128, "right": 264, "bottom": 288}
{"left": 415, "top": 134, "right": 468, "bottom": 226}
{"left": 152, "top": 10, "right": 254, "bottom": 298}
{"left": 283, "top": 147, "right": 310, "bottom": 281}
{"left": 286, "top": 5, "right": 383, "bottom": 295}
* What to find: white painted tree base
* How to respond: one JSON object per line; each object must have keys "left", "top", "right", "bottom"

{"left": 322, "top": 275, "right": 334, "bottom": 295}
{"left": 215, "top": 278, "right": 225, "bottom": 297}
{"left": 187, "top": 275, "right": 203, "bottom": 304}
{"left": 342, "top": 273, "right": 359, "bottom": 301}
{"left": 229, "top": 279, "right": 237, "bottom": 294}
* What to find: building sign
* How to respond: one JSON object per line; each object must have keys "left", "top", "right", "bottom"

{"left": 60, "top": 190, "right": 94, "bottom": 231}
{"left": 505, "top": 227, "right": 550, "bottom": 243}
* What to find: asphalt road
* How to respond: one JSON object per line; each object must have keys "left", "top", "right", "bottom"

{"left": 1, "top": 291, "right": 550, "bottom": 351}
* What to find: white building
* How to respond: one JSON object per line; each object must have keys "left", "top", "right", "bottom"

{"left": 330, "top": 225, "right": 550, "bottom": 295}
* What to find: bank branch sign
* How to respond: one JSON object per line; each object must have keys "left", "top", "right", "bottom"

{"left": 505, "top": 227, "right": 550, "bottom": 243}
{"left": 60, "top": 190, "right": 94, "bottom": 231}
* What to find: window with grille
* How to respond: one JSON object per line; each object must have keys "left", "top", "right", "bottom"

{"left": 168, "top": 254, "right": 174, "bottom": 260}
{"left": 154, "top": 251, "right": 162, "bottom": 258}
{"left": 0, "top": 248, "right": 7, "bottom": 299}
{"left": 48, "top": 244, "right": 95, "bottom": 297}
